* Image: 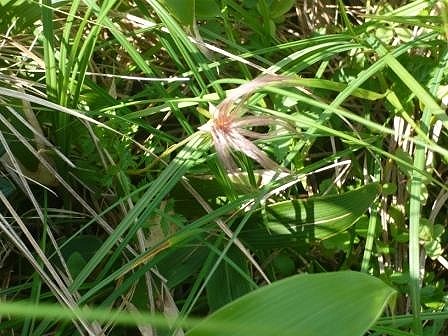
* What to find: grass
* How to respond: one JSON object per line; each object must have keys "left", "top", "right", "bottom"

{"left": 0, "top": 0, "right": 448, "bottom": 335}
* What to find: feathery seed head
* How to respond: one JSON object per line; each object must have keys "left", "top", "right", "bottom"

{"left": 199, "top": 75, "right": 293, "bottom": 172}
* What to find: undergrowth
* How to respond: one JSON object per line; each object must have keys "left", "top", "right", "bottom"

{"left": 0, "top": 0, "right": 447, "bottom": 335}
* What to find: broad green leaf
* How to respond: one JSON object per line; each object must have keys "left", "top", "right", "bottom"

{"left": 161, "top": 0, "right": 195, "bottom": 26}
{"left": 270, "top": 0, "right": 294, "bottom": 19}
{"left": 66, "top": 252, "right": 87, "bottom": 278}
{"left": 160, "top": 0, "right": 220, "bottom": 26}
{"left": 59, "top": 235, "right": 103, "bottom": 278}
{"left": 242, "top": 183, "right": 379, "bottom": 248}
{"left": 195, "top": 0, "right": 220, "bottom": 19}
{"left": 272, "top": 254, "right": 295, "bottom": 277}
{"left": 187, "top": 271, "right": 396, "bottom": 336}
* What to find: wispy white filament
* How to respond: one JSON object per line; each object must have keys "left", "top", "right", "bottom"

{"left": 199, "top": 75, "right": 293, "bottom": 172}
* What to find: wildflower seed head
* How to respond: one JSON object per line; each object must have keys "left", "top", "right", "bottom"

{"left": 199, "top": 75, "right": 295, "bottom": 172}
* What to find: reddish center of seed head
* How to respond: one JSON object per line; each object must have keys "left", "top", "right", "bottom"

{"left": 214, "top": 114, "right": 233, "bottom": 133}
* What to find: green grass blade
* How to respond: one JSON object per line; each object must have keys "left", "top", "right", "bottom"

{"left": 70, "top": 133, "right": 208, "bottom": 291}
{"left": 41, "top": 0, "right": 58, "bottom": 102}
{"left": 407, "top": 45, "right": 448, "bottom": 334}
{"left": 367, "top": 36, "right": 448, "bottom": 129}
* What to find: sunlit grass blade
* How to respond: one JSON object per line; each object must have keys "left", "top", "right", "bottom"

{"left": 70, "top": 133, "right": 208, "bottom": 291}
{"left": 407, "top": 45, "right": 448, "bottom": 335}
{"left": 41, "top": 0, "right": 58, "bottom": 102}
